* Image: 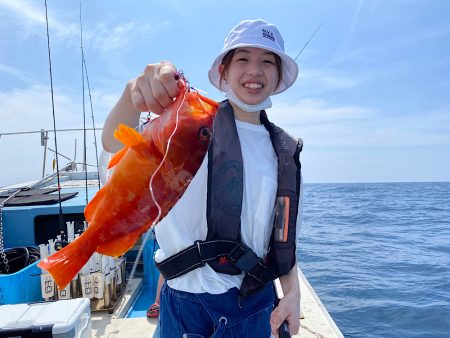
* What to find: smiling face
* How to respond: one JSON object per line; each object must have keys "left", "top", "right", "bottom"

{"left": 220, "top": 47, "right": 280, "bottom": 106}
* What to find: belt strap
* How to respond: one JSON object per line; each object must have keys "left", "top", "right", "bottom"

{"left": 155, "top": 240, "right": 278, "bottom": 285}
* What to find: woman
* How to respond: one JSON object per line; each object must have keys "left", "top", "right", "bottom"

{"left": 103, "top": 19, "right": 302, "bottom": 338}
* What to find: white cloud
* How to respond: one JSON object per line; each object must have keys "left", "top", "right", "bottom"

{"left": 0, "top": 64, "right": 40, "bottom": 85}
{"left": 0, "top": 0, "right": 78, "bottom": 41}
{"left": 83, "top": 21, "right": 171, "bottom": 54}
{"left": 268, "top": 98, "right": 450, "bottom": 182}
{"left": 0, "top": 0, "right": 45, "bottom": 26}
{"left": 0, "top": 0, "right": 171, "bottom": 55}
{"left": 269, "top": 99, "right": 450, "bottom": 148}
{"left": 0, "top": 84, "right": 119, "bottom": 187}
{"left": 297, "top": 68, "right": 364, "bottom": 91}
{"left": 271, "top": 98, "right": 372, "bottom": 126}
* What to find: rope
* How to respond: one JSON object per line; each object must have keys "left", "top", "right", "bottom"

{"left": 0, "top": 247, "right": 41, "bottom": 274}
{"left": 300, "top": 323, "right": 327, "bottom": 338}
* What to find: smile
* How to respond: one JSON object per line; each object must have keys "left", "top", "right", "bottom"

{"left": 243, "top": 82, "right": 263, "bottom": 89}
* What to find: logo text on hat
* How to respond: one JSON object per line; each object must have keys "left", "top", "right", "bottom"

{"left": 262, "top": 29, "right": 275, "bottom": 42}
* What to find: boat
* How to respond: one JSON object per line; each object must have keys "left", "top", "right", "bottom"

{"left": 0, "top": 2, "right": 344, "bottom": 336}
{"left": 0, "top": 162, "right": 343, "bottom": 337}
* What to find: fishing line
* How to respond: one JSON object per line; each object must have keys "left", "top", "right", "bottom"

{"left": 44, "top": 0, "right": 65, "bottom": 244}
{"left": 79, "top": 0, "right": 101, "bottom": 191}
{"left": 128, "top": 82, "right": 189, "bottom": 284}
{"left": 149, "top": 84, "right": 188, "bottom": 226}
{"left": 83, "top": 59, "right": 101, "bottom": 190}
{"left": 79, "top": 0, "right": 89, "bottom": 203}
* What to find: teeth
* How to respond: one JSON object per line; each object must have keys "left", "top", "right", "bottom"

{"left": 244, "top": 83, "right": 262, "bottom": 89}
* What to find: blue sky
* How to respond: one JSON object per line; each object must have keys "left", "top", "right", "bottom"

{"left": 0, "top": 0, "right": 449, "bottom": 186}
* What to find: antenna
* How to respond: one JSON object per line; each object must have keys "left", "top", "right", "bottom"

{"left": 294, "top": 24, "right": 323, "bottom": 61}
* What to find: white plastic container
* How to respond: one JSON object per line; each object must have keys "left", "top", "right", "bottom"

{"left": 0, "top": 298, "right": 92, "bottom": 338}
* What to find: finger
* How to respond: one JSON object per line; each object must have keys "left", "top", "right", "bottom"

{"left": 139, "top": 76, "right": 167, "bottom": 114}
{"left": 159, "top": 62, "right": 180, "bottom": 98}
{"left": 130, "top": 85, "right": 148, "bottom": 112}
{"left": 288, "top": 317, "right": 300, "bottom": 335}
{"left": 271, "top": 328, "right": 279, "bottom": 338}
{"left": 131, "top": 78, "right": 165, "bottom": 114}
{"left": 149, "top": 77, "right": 173, "bottom": 110}
{"left": 270, "top": 310, "right": 283, "bottom": 338}
{"left": 177, "top": 78, "right": 186, "bottom": 89}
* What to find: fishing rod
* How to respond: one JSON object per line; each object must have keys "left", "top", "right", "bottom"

{"left": 44, "top": 0, "right": 66, "bottom": 247}
{"left": 79, "top": 0, "right": 101, "bottom": 194}
{"left": 79, "top": 0, "right": 89, "bottom": 202}
{"left": 294, "top": 24, "right": 323, "bottom": 61}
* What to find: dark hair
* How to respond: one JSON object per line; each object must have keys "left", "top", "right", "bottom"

{"left": 219, "top": 49, "right": 282, "bottom": 89}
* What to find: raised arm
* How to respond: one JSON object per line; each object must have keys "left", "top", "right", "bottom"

{"left": 102, "top": 61, "right": 181, "bottom": 153}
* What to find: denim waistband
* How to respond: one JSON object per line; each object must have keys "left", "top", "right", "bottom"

{"left": 165, "top": 283, "right": 275, "bottom": 329}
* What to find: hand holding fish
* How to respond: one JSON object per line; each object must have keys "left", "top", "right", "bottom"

{"left": 130, "top": 61, "right": 184, "bottom": 115}
{"left": 102, "top": 61, "right": 183, "bottom": 153}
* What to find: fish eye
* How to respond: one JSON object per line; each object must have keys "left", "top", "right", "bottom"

{"left": 198, "top": 126, "right": 211, "bottom": 143}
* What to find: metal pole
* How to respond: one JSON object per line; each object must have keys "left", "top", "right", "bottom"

{"left": 41, "top": 130, "right": 49, "bottom": 178}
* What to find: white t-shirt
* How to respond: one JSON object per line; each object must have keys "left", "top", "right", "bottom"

{"left": 154, "top": 119, "right": 303, "bottom": 294}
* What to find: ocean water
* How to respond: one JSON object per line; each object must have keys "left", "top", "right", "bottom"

{"left": 297, "top": 182, "right": 450, "bottom": 338}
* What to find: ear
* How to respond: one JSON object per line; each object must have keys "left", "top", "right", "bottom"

{"left": 219, "top": 64, "right": 226, "bottom": 83}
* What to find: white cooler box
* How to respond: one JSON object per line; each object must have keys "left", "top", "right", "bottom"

{"left": 0, "top": 298, "right": 91, "bottom": 338}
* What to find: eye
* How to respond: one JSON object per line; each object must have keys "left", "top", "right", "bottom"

{"left": 263, "top": 59, "right": 275, "bottom": 65}
{"left": 236, "top": 57, "right": 248, "bottom": 62}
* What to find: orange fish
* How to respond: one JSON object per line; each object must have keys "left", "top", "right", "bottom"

{"left": 38, "top": 85, "right": 219, "bottom": 289}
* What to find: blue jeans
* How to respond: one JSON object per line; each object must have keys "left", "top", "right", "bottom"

{"left": 159, "top": 282, "right": 275, "bottom": 338}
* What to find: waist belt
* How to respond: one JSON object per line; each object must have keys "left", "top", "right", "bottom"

{"left": 155, "top": 240, "right": 278, "bottom": 286}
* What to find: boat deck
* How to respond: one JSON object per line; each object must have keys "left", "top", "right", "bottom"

{"left": 91, "top": 268, "right": 343, "bottom": 338}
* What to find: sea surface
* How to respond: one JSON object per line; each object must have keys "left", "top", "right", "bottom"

{"left": 297, "top": 182, "right": 450, "bottom": 338}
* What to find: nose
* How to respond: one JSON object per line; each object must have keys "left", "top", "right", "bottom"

{"left": 246, "top": 60, "right": 263, "bottom": 76}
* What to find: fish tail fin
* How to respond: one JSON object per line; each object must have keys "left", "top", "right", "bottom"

{"left": 38, "top": 229, "right": 97, "bottom": 289}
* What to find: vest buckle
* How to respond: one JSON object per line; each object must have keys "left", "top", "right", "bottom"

{"left": 194, "top": 240, "right": 206, "bottom": 268}
{"left": 228, "top": 244, "right": 260, "bottom": 276}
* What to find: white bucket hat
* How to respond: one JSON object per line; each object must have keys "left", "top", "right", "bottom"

{"left": 208, "top": 19, "right": 299, "bottom": 95}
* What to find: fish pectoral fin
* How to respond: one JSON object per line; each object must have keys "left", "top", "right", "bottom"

{"left": 96, "top": 227, "right": 144, "bottom": 257}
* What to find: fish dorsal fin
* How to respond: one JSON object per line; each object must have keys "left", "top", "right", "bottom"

{"left": 107, "top": 146, "right": 128, "bottom": 169}
{"left": 114, "top": 124, "right": 146, "bottom": 147}
{"left": 108, "top": 124, "right": 148, "bottom": 169}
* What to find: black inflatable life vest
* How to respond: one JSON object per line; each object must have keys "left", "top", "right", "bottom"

{"left": 156, "top": 100, "right": 303, "bottom": 296}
